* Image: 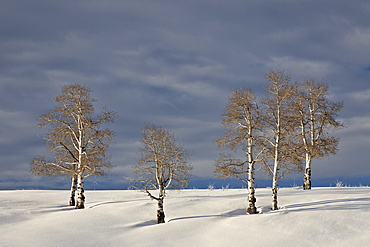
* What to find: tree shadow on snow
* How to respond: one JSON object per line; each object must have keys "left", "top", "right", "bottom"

{"left": 40, "top": 205, "right": 76, "bottom": 213}
{"left": 88, "top": 198, "right": 148, "bottom": 209}
{"left": 131, "top": 220, "right": 158, "bottom": 227}
{"left": 167, "top": 208, "right": 248, "bottom": 223}
{"left": 132, "top": 197, "right": 370, "bottom": 226}
{"left": 89, "top": 200, "right": 127, "bottom": 209}
{"left": 284, "top": 197, "right": 370, "bottom": 212}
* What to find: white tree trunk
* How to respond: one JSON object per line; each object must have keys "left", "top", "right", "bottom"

{"left": 247, "top": 151, "right": 257, "bottom": 213}
{"left": 271, "top": 163, "right": 279, "bottom": 210}
{"left": 247, "top": 179, "right": 257, "bottom": 214}
{"left": 271, "top": 96, "right": 282, "bottom": 211}
{"left": 75, "top": 112, "right": 85, "bottom": 209}
{"left": 303, "top": 106, "right": 315, "bottom": 191}
{"left": 157, "top": 185, "right": 165, "bottom": 224}
{"left": 75, "top": 174, "right": 85, "bottom": 209}
{"left": 246, "top": 124, "right": 258, "bottom": 214}
{"left": 69, "top": 176, "right": 77, "bottom": 206}
{"left": 272, "top": 133, "right": 280, "bottom": 211}
{"left": 303, "top": 154, "right": 312, "bottom": 190}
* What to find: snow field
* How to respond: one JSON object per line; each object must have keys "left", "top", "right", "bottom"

{"left": 1, "top": 188, "right": 370, "bottom": 246}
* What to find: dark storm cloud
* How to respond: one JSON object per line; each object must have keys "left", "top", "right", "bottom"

{"left": 1, "top": 0, "right": 370, "bottom": 189}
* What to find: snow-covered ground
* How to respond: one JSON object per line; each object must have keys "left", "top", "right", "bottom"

{"left": 1, "top": 187, "right": 370, "bottom": 246}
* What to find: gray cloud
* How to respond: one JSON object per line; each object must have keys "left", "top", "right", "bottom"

{"left": 1, "top": 0, "right": 370, "bottom": 189}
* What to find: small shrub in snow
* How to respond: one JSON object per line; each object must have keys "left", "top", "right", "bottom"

{"left": 334, "top": 180, "right": 346, "bottom": 187}
{"left": 207, "top": 183, "right": 215, "bottom": 190}
{"left": 222, "top": 184, "right": 230, "bottom": 191}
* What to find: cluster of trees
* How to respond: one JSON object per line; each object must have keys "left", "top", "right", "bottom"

{"left": 30, "top": 85, "right": 116, "bottom": 209}
{"left": 30, "top": 69, "right": 343, "bottom": 223}
{"left": 214, "top": 69, "right": 344, "bottom": 212}
{"left": 30, "top": 84, "right": 192, "bottom": 224}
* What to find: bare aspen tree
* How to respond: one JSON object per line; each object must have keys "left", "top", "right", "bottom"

{"left": 214, "top": 88, "right": 265, "bottom": 214}
{"left": 293, "top": 80, "right": 344, "bottom": 190}
{"left": 30, "top": 84, "right": 116, "bottom": 209}
{"left": 261, "top": 70, "right": 303, "bottom": 210}
{"left": 131, "top": 124, "right": 192, "bottom": 224}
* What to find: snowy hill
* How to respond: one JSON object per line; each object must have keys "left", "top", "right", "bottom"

{"left": 1, "top": 187, "right": 370, "bottom": 246}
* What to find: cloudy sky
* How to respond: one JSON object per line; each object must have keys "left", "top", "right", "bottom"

{"left": 1, "top": 0, "right": 370, "bottom": 189}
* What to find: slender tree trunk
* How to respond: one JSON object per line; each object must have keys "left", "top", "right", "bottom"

{"left": 247, "top": 184, "right": 257, "bottom": 214}
{"left": 246, "top": 125, "right": 258, "bottom": 214}
{"left": 271, "top": 130, "right": 280, "bottom": 210}
{"left": 75, "top": 174, "right": 85, "bottom": 209}
{"left": 157, "top": 196, "right": 165, "bottom": 224}
{"left": 272, "top": 142, "right": 279, "bottom": 210}
{"left": 271, "top": 96, "right": 282, "bottom": 211}
{"left": 75, "top": 112, "right": 85, "bottom": 209}
{"left": 69, "top": 175, "right": 77, "bottom": 206}
{"left": 271, "top": 165, "right": 279, "bottom": 210}
{"left": 247, "top": 161, "right": 257, "bottom": 214}
{"left": 157, "top": 185, "right": 165, "bottom": 224}
{"left": 303, "top": 154, "right": 312, "bottom": 190}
